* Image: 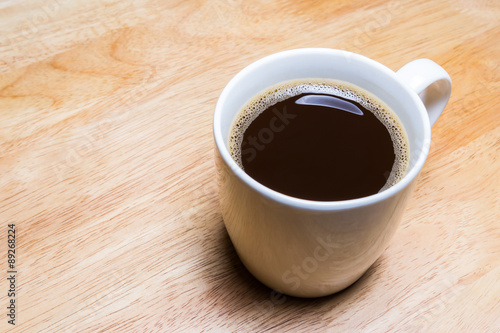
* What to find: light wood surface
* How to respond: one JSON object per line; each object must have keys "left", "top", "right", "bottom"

{"left": 1, "top": 0, "right": 499, "bottom": 331}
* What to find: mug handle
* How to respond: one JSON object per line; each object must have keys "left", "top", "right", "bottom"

{"left": 396, "top": 59, "right": 452, "bottom": 127}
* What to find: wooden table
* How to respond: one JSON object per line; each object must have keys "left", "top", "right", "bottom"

{"left": 1, "top": 0, "right": 498, "bottom": 331}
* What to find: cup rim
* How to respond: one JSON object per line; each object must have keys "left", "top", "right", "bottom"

{"left": 213, "top": 48, "right": 431, "bottom": 211}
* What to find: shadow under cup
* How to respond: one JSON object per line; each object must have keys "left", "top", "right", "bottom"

{"left": 214, "top": 49, "right": 431, "bottom": 297}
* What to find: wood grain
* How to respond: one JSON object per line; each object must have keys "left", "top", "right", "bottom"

{"left": 0, "top": 0, "right": 499, "bottom": 331}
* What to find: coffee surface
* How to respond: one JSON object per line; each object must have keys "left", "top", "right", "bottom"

{"left": 229, "top": 79, "right": 409, "bottom": 201}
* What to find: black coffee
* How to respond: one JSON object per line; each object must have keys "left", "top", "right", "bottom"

{"left": 229, "top": 79, "right": 409, "bottom": 201}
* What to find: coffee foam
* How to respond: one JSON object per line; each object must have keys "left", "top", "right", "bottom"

{"left": 229, "top": 78, "right": 409, "bottom": 193}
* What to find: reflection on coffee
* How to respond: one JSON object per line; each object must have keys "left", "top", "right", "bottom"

{"left": 229, "top": 79, "right": 409, "bottom": 201}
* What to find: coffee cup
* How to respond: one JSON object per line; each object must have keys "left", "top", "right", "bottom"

{"left": 213, "top": 48, "right": 451, "bottom": 297}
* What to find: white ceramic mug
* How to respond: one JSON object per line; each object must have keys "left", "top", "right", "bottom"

{"left": 213, "top": 48, "right": 451, "bottom": 297}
